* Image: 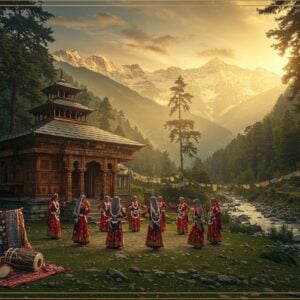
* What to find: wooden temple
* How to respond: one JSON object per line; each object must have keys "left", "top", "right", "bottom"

{"left": 0, "top": 74, "right": 143, "bottom": 218}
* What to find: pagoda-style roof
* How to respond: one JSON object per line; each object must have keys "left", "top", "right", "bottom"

{"left": 29, "top": 98, "right": 94, "bottom": 114}
{"left": 42, "top": 78, "right": 82, "bottom": 95}
{"left": 0, "top": 120, "right": 144, "bottom": 148}
{"left": 52, "top": 99, "right": 92, "bottom": 111}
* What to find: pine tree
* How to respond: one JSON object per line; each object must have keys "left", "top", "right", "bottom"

{"left": 165, "top": 76, "right": 201, "bottom": 180}
{"left": 0, "top": 1, "right": 55, "bottom": 133}
{"left": 97, "top": 97, "right": 114, "bottom": 131}
{"left": 258, "top": 1, "right": 300, "bottom": 108}
{"left": 114, "top": 125, "right": 126, "bottom": 137}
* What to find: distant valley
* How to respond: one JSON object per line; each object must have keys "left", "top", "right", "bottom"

{"left": 54, "top": 61, "right": 233, "bottom": 163}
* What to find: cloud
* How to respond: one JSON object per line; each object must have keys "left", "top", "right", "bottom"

{"left": 50, "top": 17, "right": 89, "bottom": 29}
{"left": 50, "top": 12, "right": 125, "bottom": 29}
{"left": 122, "top": 28, "right": 178, "bottom": 55}
{"left": 197, "top": 48, "right": 236, "bottom": 59}
{"left": 93, "top": 12, "right": 125, "bottom": 26}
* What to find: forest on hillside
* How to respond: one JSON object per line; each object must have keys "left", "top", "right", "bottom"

{"left": 204, "top": 93, "right": 300, "bottom": 184}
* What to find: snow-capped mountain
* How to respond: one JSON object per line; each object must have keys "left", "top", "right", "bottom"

{"left": 52, "top": 49, "right": 143, "bottom": 80}
{"left": 146, "top": 58, "right": 283, "bottom": 121}
{"left": 53, "top": 49, "right": 284, "bottom": 134}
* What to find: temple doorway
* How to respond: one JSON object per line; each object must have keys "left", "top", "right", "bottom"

{"left": 85, "top": 162, "right": 102, "bottom": 198}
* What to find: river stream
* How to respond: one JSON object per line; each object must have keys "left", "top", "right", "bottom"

{"left": 221, "top": 193, "right": 300, "bottom": 240}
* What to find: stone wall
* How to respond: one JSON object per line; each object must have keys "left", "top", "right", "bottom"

{"left": 0, "top": 197, "right": 74, "bottom": 222}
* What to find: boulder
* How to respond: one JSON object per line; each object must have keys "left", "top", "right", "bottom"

{"left": 106, "top": 268, "right": 128, "bottom": 281}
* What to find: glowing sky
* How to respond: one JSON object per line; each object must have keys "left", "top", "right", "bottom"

{"left": 47, "top": 1, "right": 288, "bottom": 74}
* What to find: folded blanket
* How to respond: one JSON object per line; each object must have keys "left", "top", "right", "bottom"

{"left": 0, "top": 209, "right": 31, "bottom": 256}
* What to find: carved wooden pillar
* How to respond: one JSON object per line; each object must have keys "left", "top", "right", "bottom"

{"left": 102, "top": 170, "right": 108, "bottom": 196}
{"left": 65, "top": 169, "right": 73, "bottom": 202}
{"left": 111, "top": 162, "right": 118, "bottom": 197}
{"left": 79, "top": 168, "right": 86, "bottom": 194}
{"left": 111, "top": 172, "right": 117, "bottom": 197}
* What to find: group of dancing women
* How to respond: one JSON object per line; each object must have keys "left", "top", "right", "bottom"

{"left": 47, "top": 193, "right": 222, "bottom": 250}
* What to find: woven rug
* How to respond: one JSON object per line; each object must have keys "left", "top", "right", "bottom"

{"left": 0, "top": 263, "right": 66, "bottom": 288}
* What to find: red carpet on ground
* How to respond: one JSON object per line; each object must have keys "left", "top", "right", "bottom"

{"left": 0, "top": 263, "right": 66, "bottom": 288}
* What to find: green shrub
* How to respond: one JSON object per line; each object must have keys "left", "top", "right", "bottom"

{"left": 260, "top": 249, "right": 297, "bottom": 266}
{"left": 157, "top": 184, "right": 209, "bottom": 206}
{"left": 229, "top": 222, "right": 262, "bottom": 235}
{"left": 267, "top": 225, "right": 294, "bottom": 243}
{"left": 221, "top": 212, "right": 231, "bottom": 224}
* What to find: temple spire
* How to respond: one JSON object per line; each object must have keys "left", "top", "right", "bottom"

{"left": 59, "top": 69, "right": 65, "bottom": 82}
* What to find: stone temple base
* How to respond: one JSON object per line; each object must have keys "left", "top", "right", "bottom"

{"left": 0, "top": 197, "right": 75, "bottom": 221}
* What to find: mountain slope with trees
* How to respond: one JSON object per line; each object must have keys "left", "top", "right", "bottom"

{"left": 204, "top": 91, "right": 300, "bottom": 183}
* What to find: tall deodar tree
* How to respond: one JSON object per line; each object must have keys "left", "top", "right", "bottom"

{"left": 258, "top": 0, "right": 300, "bottom": 109}
{"left": 0, "top": 1, "right": 55, "bottom": 133}
{"left": 165, "top": 76, "right": 201, "bottom": 180}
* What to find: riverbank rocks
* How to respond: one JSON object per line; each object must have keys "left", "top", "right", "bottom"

{"left": 233, "top": 214, "right": 250, "bottom": 223}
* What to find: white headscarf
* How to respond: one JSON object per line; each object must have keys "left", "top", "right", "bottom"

{"left": 74, "top": 193, "right": 86, "bottom": 218}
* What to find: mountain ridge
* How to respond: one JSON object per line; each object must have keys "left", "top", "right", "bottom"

{"left": 53, "top": 49, "right": 284, "bottom": 134}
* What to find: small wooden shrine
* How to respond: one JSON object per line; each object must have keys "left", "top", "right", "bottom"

{"left": 0, "top": 74, "right": 143, "bottom": 218}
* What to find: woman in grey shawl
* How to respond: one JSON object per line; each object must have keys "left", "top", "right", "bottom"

{"left": 144, "top": 196, "right": 164, "bottom": 251}
{"left": 72, "top": 193, "right": 92, "bottom": 246}
{"left": 187, "top": 198, "right": 205, "bottom": 249}
{"left": 106, "top": 196, "right": 126, "bottom": 249}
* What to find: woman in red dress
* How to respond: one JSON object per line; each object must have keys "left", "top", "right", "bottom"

{"left": 172, "top": 197, "right": 190, "bottom": 235}
{"left": 188, "top": 199, "right": 205, "bottom": 249}
{"left": 72, "top": 194, "right": 92, "bottom": 246}
{"left": 145, "top": 196, "right": 163, "bottom": 251}
{"left": 127, "top": 195, "right": 145, "bottom": 232}
{"left": 47, "top": 193, "right": 62, "bottom": 239}
{"left": 98, "top": 195, "right": 111, "bottom": 232}
{"left": 106, "top": 196, "right": 126, "bottom": 249}
{"left": 207, "top": 197, "right": 222, "bottom": 244}
{"left": 157, "top": 196, "right": 168, "bottom": 232}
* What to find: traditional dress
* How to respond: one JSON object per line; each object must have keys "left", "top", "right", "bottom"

{"left": 188, "top": 199, "right": 205, "bottom": 249}
{"left": 98, "top": 196, "right": 111, "bottom": 232}
{"left": 207, "top": 198, "right": 222, "bottom": 244}
{"left": 127, "top": 196, "right": 143, "bottom": 232}
{"left": 145, "top": 197, "right": 163, "bottom": 250}
{"left": 158, "top": 196, "right": 168, "bottom": 232}
{"left": 47, "top": 193, "right": 62, "bottom": 239}
{"left": 106, "top": 196, "right": 125, "bottom": 249}
{"left": 72, "top": 194, "right": 92, "bottom": 245}
{"left": 174, "top": 197, "right": 190, "bottom": 234}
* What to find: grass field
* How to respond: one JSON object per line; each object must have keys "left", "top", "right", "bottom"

{"left": 0, "top": 215, "right": 299, "bottom": 298}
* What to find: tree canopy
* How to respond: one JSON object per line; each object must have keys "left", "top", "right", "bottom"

{"left": 0, "top": 1, "right": 55, "bottom": 133}
{"left": 258, "top": 1, "right": 300, "bottom": 108}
